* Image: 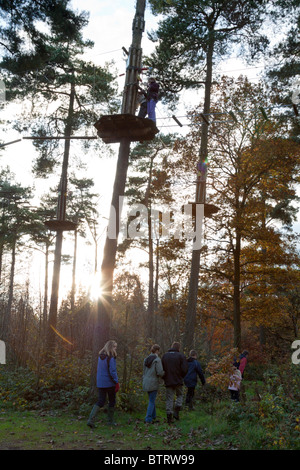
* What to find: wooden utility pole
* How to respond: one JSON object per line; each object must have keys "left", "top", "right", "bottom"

{"left": 91, "top": 0, "right": 147, "bottom": 387}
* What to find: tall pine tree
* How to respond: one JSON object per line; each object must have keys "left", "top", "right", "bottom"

{"left": 1, "top": 1, "right": 117, "bottom": 361}
{"left": 147, "top": 0, "right": 271, "bottom": 351}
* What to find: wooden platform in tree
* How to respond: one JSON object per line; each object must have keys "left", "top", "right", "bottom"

{"left": 94, "top": 114, "right": 159, "bottom": 144}
{"left": 44, "top": 220, "right": 77, "bottom": 231}
{"left": 186, "top": 202, "right": 220, "bottom": 218}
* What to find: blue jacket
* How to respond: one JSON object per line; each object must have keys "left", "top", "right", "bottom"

{"left": 96, "top": 353, "right": 118, "bottom": 388}
{"left": 184, "top": 357, "right": 205, "bottom": 388}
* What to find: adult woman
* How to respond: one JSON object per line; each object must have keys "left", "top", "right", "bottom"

{"left": 239, "top": 350, "right": 249, "bottom": 377}
{"left": 87, "top": 340, "right": 119, "bottom": 428}
{"left": 142, "top": 344, "right": 165, "bottom": 424}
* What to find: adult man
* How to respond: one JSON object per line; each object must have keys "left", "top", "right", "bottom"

{"left": 162, "top": 342, "right": 188, "bottom": 424}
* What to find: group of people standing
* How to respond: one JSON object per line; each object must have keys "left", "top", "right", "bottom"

{"left": 143, "top": 342, "right": 205, "bottom": 424}
{"left": 87, "top": 341, "right": 248, "bottom": 429}
{"left": 87, "top": 340, "right": 205, "bottom": 428}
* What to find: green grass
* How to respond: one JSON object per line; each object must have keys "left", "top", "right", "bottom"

{"left": 1, "top": 365, "right": 298, "bottom": 451}
{"left": 0, "top": 400, "right": 268, "bottom": 451}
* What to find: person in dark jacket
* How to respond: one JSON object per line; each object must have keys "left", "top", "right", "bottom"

{"left": 137, "top": 77, "right": 159, "bottom": 123}
{"left": 184, "top": 350, "right": 205, "bottom": 410}
{"left": 146, "top": 77, "right": 159, "bottom": 123}
{"left": 137, "top": 89, "right": 147, "bottom": 118}
{"left": 142, "top": 344, "right": 165, "bottom": 423}
{"left": 162, "top": 342, "right": 188, "bottom": 424}
{"left": 87, "top": 340, "right": 119, "bottom": 428}
{"left": 137, "top": 87, "right": 147, "bottom": 118}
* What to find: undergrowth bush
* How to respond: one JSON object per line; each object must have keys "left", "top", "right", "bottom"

{"left": 0, "top": 355, "right": 91, "bottom": 412}
{"left": 223, "top": 363, "right": 300, "bottom": 450}
{"left": 1, "top": 355, "right": 299, "bottom": 450}
{"left": 255, "top": 364, "right": 300, "bottom": 449}
{"left": 0, "top": 367, "right": 37, "bottom": 410}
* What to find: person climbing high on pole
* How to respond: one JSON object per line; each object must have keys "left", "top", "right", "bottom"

{"left": 138, "top": 77, "right": 159, "bottom": 124}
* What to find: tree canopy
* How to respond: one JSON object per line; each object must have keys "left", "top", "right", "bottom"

{"left": 146, "top": 0, "right": 269, "bottom": 104}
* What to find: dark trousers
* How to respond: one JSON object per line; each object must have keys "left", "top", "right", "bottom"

{"left": 138, "top": 101, "right": 147, "bottom": 118}
{"left": 229, "top": 389, "right": 240, "bottom": 402}
{"left": 185, "top": 386, "right": 195, "bottom": 404}
{"left": 96, "top": 386, "right": 116, "bottom": 408}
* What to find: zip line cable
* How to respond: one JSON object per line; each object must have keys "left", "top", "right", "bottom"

{"left": 0, "top": 101, "right": 297, "bottom": 148}
{"left": 0, "top": 40, "right": 298, "bottom": 148}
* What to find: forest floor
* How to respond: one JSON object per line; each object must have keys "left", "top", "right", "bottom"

{"left": 0, "top": 369, "right": 298, "bottom": 453}
{"left": 0, "top": 400, "right": 267, "bottom": 452}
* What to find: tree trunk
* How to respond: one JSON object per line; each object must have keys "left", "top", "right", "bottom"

{"left": 43, "top": 242, "right": 49, "bottom": 337}
{"left": 122, "top": 303, "right": 129, "bottom": 389}
{"left": 0, "top": 243, "right": 3, "bottom": 285}
{"left": 233, "top": 231, "right": 241, "bottom": 350}
{"left": 145, "top": 156, "right": 155, "bottom": 338}
{"left": 91, "top": 138, "right": 130, "bottom": 388}
{"left": 148, "top": 206, "right": 154, "bottom": 338}
{"left": 90, "top": 0, "right": 146, "bottom": 391}
{"left": 154, "top": 239, "right": 159, "bottom": 337}
{"left": 71, "top": 228, "right": 77, "bottom": 312}
{"left": 47, "top": 229, "right": 63, "bottom": 355}
{"left": 4, "top": 237, "right": 16, "bottom": 344}
{"left": 69, "top": 227, "right": 77, "bottom": 346}
{"left": 46, "top": 80, "right": 75, "bottom": 360}
{"left": 183, "top": 34, "right": 214, "bottom": 352}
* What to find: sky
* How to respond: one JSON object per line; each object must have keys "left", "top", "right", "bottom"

{"left": 0, "top": 0, "right": 164, "bottom": 300}
{"left": 0, "top": 1, "right": 298, "bottom": 303}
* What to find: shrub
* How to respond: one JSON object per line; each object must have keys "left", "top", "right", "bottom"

{"left": 249, "top": 364, "right": 300, "bottom": 449}
{"left": 206, "top": 348, "right": 239, "bottom": 392}
{"left": 0, "top": 355, "right": 91, "bottom": 411}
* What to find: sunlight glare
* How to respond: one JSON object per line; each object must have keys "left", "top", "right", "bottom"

{"left": 89, "top": 275, "right": 102, "bottom": 301}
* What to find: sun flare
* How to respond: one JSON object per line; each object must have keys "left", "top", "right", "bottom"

{"left": 89, "top": 275, "right": 102, "bottom": 301}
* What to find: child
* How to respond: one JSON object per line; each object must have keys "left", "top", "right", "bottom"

{"left": 183, "top": 350, "right": 205, "bottom": 410}
{"left": 228, "top": 365, "right": 242, "bottom": 402}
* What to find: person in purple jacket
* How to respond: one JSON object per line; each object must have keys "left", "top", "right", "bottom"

{"left": 138, "top": 77, "right": 159, "bottom": 124}
{"left": 87, "top": 340, "right": 119, "bottom": 428}
{"left": 146, "top": 77, "right": 159, "bottom": 123}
